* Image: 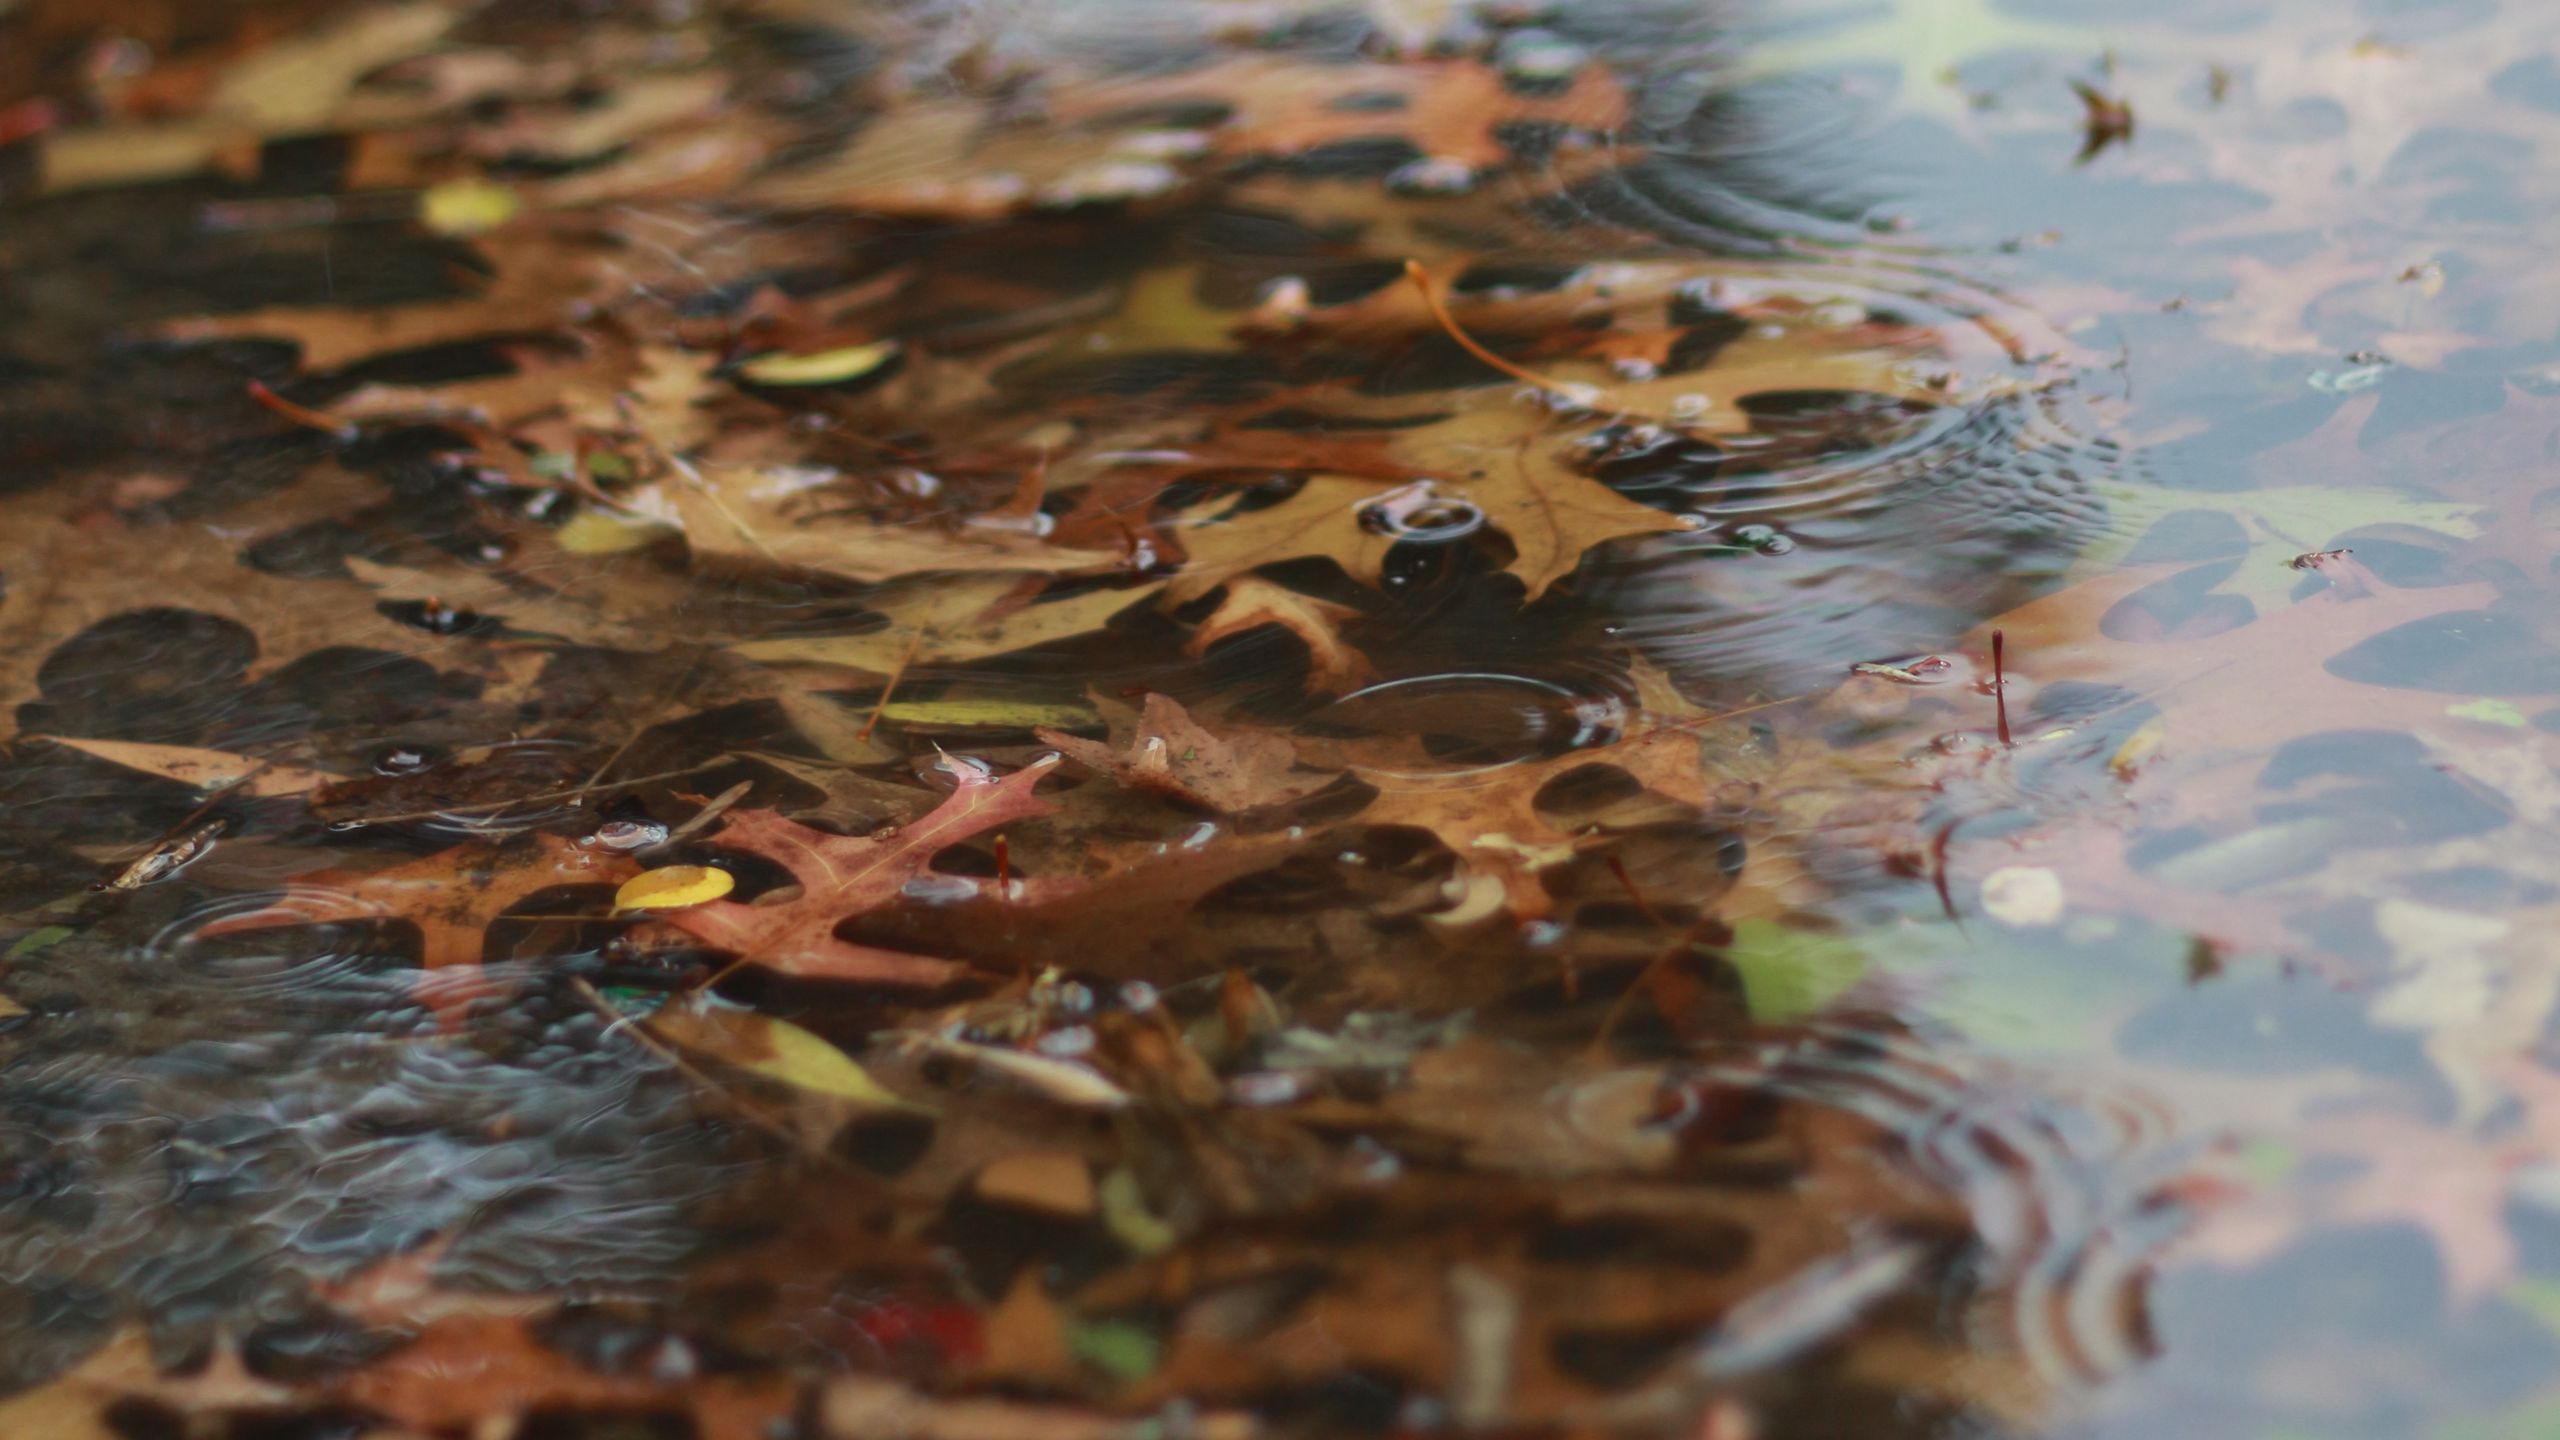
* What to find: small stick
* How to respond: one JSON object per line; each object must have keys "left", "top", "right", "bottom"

{"left": 326, "top": 762, "right": 725, "bottom": 827}
{"left": 247, "top": 381, "right": 356, "bottom": 439}
{"left": 1404, "top": 259, "right": 1578, "bottom": 394}
{"left": 856, "top": 631, "right": 924, "bottom": 741}
{"left": 1991, "top": 629, "right": 2012, "bottom": 748}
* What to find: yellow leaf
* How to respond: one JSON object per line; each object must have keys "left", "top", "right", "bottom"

{"left": 2107, "top": 715, "right": 2166, "bottom": 777}
{"left": 650, "top": 1004, "right": 915, "bottom": 1109}
{"left": 614, "top": 864, "right": 735, "bottom": 910}
{"left": 736, "top": 342, "right": 900, "bottom": 387}
{"left": 750, "top": 1016, "right": 913, "bottom": 1107}
{"left": 878, "top": 696, "right": 1100, "bottom": 731}
{"left": 420, "top": 178, "right": 521, "bottom": 236}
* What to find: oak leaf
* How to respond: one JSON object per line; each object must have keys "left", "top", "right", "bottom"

{"left": 1186, "top": 577, "right": 1378, "bottom": 694}
{"left": 646, "top": 755, "right": 1060, "bottom": 983}
{"left": 1352, "top": 727, "right": 1710, "bottom": 918}
{"left": 731, "top": 574, "right": 1166, "bottom": 673}
{"left": 158, "top": 222, "right": 626, "bottom": 371}
{"left": 1036, "top": 693, "right": 1332, "bottom": 813}
{"left": 194, "top": 832, "right": 634, "bottom": 971}
{"left": 1076, "top": 55, "right": 1628, "bottom": 170}
{"left": 665, "top": 463, "right": 1122, "bottom": 586}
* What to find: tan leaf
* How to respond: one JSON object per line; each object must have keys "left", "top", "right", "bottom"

{"left": 1037, "top": 693, "right": 1330, "bottom": 813}
{"left": 1186, "top": 578, "right": 1377, "bottom": 694}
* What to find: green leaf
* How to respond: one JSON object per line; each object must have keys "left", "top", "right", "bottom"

{"left": 2447, "top": 698, "right": 2530, "bottom": 728}
{"left": 1722, "top": 919, "right": 1867, "bottom": 1022}
{"left": 1069, "top": 1318, "right": 1162, "bottom": 1382}
{"left": 4, "top": 924, "right": 74, "bottom": 961}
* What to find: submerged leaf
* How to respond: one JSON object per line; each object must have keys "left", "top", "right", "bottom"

{"left": 648, "top": 1004, "right": 914, "bottom": 1109}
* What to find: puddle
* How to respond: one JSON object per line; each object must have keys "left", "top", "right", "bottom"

{"left": 4, "top": 0, "right": 2560, "bottom": 1435}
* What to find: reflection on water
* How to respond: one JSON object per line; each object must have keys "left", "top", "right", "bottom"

{"left": 4, "top": 0, "right": 2560, "bottom": 1434}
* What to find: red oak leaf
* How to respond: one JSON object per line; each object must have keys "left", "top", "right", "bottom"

{"left": 655, "top": 755, "right": 1061, "bottom": 983}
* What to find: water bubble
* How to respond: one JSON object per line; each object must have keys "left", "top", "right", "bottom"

{"left": 1387, "top": 156, "right": 1478, "bottom": 194}
{"left": 1495, "top": 29, "right": 1591, "bottom": 86}
{"left": 1034, "top": 1026, "right": 1096, "bottom": 1058}
{"left": 1358, "top": 482, "right": 1485, "bottom": 543}
{"left": 590, "top": 818, "right": 670, "bottom": 852}
{"left": 371, "top": 744, "right": 440, "bottom": 776}
{"left": 1730, "top": 524, "right": 1796, "bottom": 555}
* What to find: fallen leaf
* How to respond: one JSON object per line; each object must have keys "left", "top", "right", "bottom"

{"left": 616, "top": 865, "right": 737, "bottom": 910}
{"left": 41, "top": 737, "right": 337, "bottom": 797}
{"left": 1037, "top": 693, "right": 1330, "bottom": 813}
{"left": 195, "top": 832, "right": 632, "bottom": 972}
{"left": 975, "top": 1150, "right": 1098, "bottom": 1219}
{"left": 736, "top": 341, "right": 901, "bottom": 387}
{"left": 1185, "top": 577, "right": 1377, "bottom": 693}
{"left": 647, "top": 1001, "right": 915, "bottom": 1109}
{"left": 644, "top": 755, "right": 1060, "bottom": 982}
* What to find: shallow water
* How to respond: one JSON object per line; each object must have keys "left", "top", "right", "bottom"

{"left": 4, "top": 0, "right": 2560, "bottom": 1435}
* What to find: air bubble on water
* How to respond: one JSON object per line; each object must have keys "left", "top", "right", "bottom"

{"left": 1035, "top": 1026, "right": 1096, "bottom": 1058}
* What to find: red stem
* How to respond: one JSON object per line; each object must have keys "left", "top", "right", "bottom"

{"left": 1992, "top": 628, "right": 2012, "bottom": 748}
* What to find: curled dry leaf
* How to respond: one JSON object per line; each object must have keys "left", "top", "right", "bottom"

{"left": 1185, "top": 577, "right": 1378, "bottom": 694}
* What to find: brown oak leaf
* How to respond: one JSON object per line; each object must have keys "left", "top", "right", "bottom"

{"left": 1186, "top": 576, "right": 1379, "bottom": 694}
{"left": 1037, "top": 693, "right": 1331, "bottom": 813}
{"left": 1352, "top": 727, "right": 1709, "bottom": 919}
{"left": 195, "top": 832, "right": 633, "bottom": 973}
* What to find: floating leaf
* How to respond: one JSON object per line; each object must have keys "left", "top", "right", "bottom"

{"left": 2447, "top": 698, "right": 2529, "bottom": 727}
{"left": 614, "top": 865, "right": 736, "bottom": 910}
{"left": 1722, "top": 919, "right": 1868, "bottom": 1022}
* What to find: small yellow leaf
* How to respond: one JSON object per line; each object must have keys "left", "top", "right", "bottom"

{"left": 648, "top": 1005, "right": 917, "bottom": 1110}
{"left": 736, "top": 341, "right": 900, "bottom": 387}
{"left": 2107, "top": 716, "right": 2165, "bottom": 778}
{"left": 749, "top": 1015, "right": 913, "bottom": 1107}
{"left": 878, "top": 697, "right": 1099, "bottom": 731}
{"left": 420, "top": 178, "right": 521, "bottom": 236}
{"left": 614, "top": 865, "right": 735, "bottom": 910}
